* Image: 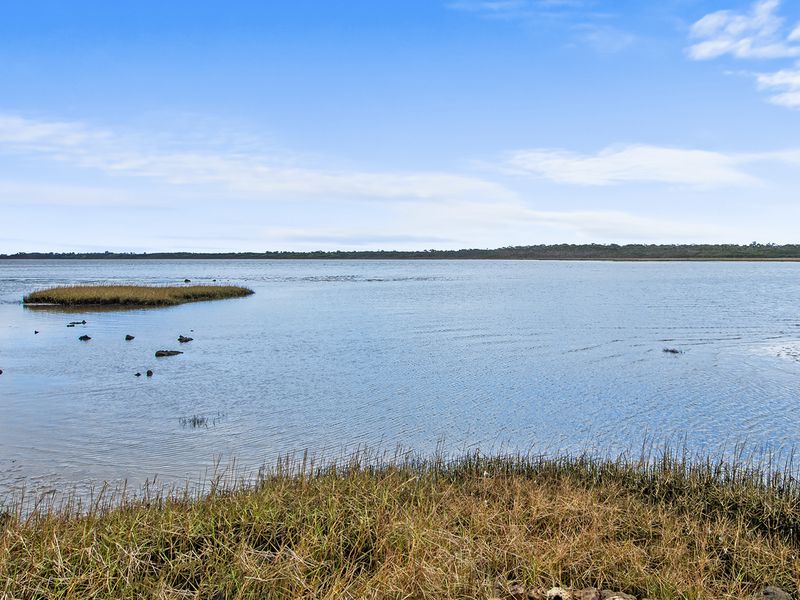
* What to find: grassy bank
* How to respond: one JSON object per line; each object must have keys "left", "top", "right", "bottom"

{"left": 1, "top": 451, "right": 799, "bottom": 599}
{"left": 23, "top": 284, "right": 254, "bottom": 307}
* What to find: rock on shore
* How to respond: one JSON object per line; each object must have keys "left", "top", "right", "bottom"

{"left": 492, "top": 585, "right": 793, "bottom": 600}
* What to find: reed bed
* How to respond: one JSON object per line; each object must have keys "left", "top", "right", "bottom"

{"left": 23, "top": 284, "right": 254, "bottom": 307}
{"left": 1, "top": 449, "right": 799, "bottom": 599}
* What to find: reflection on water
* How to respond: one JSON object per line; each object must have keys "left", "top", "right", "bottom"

{"left": 23, "top": 304, "right": 168, "bottom": 314}
{"left": 1, "top": 259, "right": 800, "bottom": 498}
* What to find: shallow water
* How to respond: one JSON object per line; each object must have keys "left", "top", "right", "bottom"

{"left": 1, "top": 259, "right": 799, "bottom": 499}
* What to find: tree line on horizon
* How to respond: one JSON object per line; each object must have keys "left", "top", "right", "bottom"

{"left": 3, "top": 243, "right": 800, "bottom": 260}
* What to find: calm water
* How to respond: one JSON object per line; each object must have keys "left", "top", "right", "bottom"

{"left": 1, "top": 259, "right": 799, "bottom": 499}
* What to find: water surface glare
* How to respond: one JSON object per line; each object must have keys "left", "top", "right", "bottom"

{"left": 1, "top": 259, "right": 799, "bottom": 497}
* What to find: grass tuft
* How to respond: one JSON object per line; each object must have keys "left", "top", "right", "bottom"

{"left": 23, "top": 284, "right": 254, "bottom": 307}
{"left": 1, "top": 449, "right": 800, "bottom": 598}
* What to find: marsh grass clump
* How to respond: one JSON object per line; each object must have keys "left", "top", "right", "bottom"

{"left": 1, "top": 449, "right": 799, "bottom": 599}
{"left": 23, "top": 284, "right": 254, "bottom": 307}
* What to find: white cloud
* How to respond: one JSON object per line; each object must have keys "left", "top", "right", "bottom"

{"left": 688, "top": 0, "right": 800, "bottom": 60}
{"left": 506, "top": 145, "right": 764, "bottom": 187}
{"left": 755, "top": 64, "right": 800, "bottom": 108}
{"left": 687, "top": 0, "right": 800, "bottom": 109}
{"left": 0, "top": 113, "right": 513, "bottom": 203}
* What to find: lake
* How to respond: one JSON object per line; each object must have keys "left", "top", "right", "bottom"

{"left": 1, "top": 259, "right": 799, "bottom": 500}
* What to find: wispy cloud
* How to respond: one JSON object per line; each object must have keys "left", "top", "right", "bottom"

{"left": 687, "top": 0, "right": 800, "bottom": 109}
{"left": 262, "top": 201, "right": 729, "bottom": 250}
{"left": 447, "top": 0, "right": 588, "bottom": 18}
{"left": 0, "top": 113, "right": 513, "bottom": 203}
{"left": 755, "top": 64, "right": 800, "bottom": 108}
{"left": 262, "top": 228, "right": 456, "bottom": 247}
{"left": 0, "top": 112, "right": 782, "bottom": 250}
{"left": 507, "top": 145, "right": 747, "bottom": 186}
{"left": 0, "top": 180, "right": 155, "bottom": 207}
{"left": 409, "top": 199, "right": 730, "bottom": 242}
{"left": 446, "top": 0, "right": 637, "bottom": 53}
{"left": 571, "top": 23, "right": 637, "bottom": 54}
{"left": 505, "top": 144, "right": 800, "bottom": 187}
{"left": 688, "top": 0, "right": 800, "bottom": 60}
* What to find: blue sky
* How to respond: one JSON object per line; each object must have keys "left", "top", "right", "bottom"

{"left": 2, "top": 0, "right": 800, "bottom": 252}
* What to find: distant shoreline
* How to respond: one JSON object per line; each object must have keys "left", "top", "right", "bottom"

{"left": 3, "top": 244, "right": 800, "bottom": 261}
{"left": 5, "top": 256, "right": 800, "bottom": 262}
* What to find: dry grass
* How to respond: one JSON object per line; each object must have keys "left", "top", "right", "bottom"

{"left": 23, "top": 285, "right": 254, "bottom": 307}
{"left": 1, "top": 450, "right": 799, "bottom": 599}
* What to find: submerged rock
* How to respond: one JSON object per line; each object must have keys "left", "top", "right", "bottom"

{"left": 78, "top": 335, "right": 91, "bottom": 341}
{"left": 125, "top": 334, "right": 135, "bottom": 341}
{"left": 662, "top": 348, "right": 683, "bottom": 354}
{"left": 155, "top": 350, "right": 183, "bottom": 357}
{"left": 178, "top": 335, "right": 193, "bottom": 343}
{"left": 758, "top": 587, "right": 792, "bottom": 600}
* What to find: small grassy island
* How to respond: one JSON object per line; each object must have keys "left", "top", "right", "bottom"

{"left": 1, "top": 452, "right": 798, "bottom": 598}
{"left": 23, "top": 284, "right": 254, "bottom": 307}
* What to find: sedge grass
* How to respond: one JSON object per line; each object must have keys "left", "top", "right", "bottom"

{"left": 23, "top": 284, "right": 254, "bottom": 307}
{"left": 1, "top": 449, "right": 799, "bottom": 599}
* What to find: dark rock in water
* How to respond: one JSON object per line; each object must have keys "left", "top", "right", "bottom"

{"left": 759, "top": 587, "right": 792, "bottom": 600}
{"left": 125, "top": 335, "right": 135, "bottom": 341}
{"left": 184, "top": 278, "right": 191, "bottom": 283}
{"left": 69, "top": 320, "right": 86, "bottom": 325}
{"left": 155, "top": 350, "right": 183, "bottom": 357}
{"left": 0, "top": 369, "right": 3, "bottom": 375}
{"left": 662, "top": 347, "right": 683, "bottom": 354}
{"left": 78, "top": 335, "right": 91, "bottom": 341}
{"left": 146, "top": 369, "right": 153, "bottom": 377}
{"left": 66, "top": 323, "right": 75, "bottom": 327}
{"left": 34, "top": 330, "right": 39, "bottom": 334}
{"left": 178, "top": 335, "right": 193, "bottom": 343}
{"left": 134, "top": 372, "right": 141, "bottom": 377}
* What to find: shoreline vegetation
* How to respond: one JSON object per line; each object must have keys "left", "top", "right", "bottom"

{"left": 1, "top": 450, "right": 798, "bottom": 598}
{"left": 23, "top": 285, "right": 254, "bottom": 307}
{"left": 4, "top": 243, "right": 800, "bottom": 261}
